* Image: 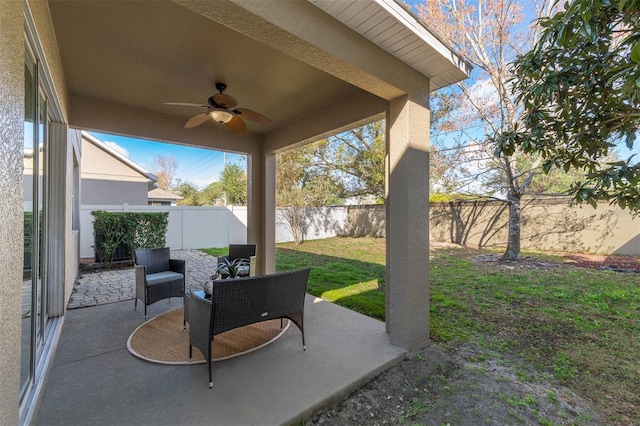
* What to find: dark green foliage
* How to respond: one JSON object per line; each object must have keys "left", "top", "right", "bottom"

{"left": 23, "top": 211, "right": 44, "bottom": 271}
{"left": 498, "top": 0, "right": 640, "bottom": 212}
{"left": 174, "top": 180, "right": 202, "bottom": 206}
{"left": 91, "top": 211, "right": 168, "bottom": 268}
{"left": 313, "top": 121, "right": 385, "bottom": 202}
{"left": 220, "top": 164, "right": 247, "bottom": 205}
{"left": 24, "top": 212, "right": 34, "bottom": 270}
{"left": 215, "top": 257, "right": 249, "bottom": 278}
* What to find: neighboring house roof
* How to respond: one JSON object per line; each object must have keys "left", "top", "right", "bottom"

{"left": 148, "top": 187, "right": 183, "bottom": 201}
{"left": 82, "top": 131, "right": 158, "bottom": 190}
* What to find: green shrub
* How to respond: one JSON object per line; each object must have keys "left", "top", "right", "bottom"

{"left": 24, "top": 212, "right": 33, "bottom": 270}
{"left": 92, "top": 211, "right": 169, "bottom": 268}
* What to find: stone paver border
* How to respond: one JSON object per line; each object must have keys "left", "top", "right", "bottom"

{"left": 68, "top": 250, "right": 218, "bottom": 309}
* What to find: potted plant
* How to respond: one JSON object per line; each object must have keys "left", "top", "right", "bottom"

{"left": 216, "top": 257, "right": 250, "bottom": 279}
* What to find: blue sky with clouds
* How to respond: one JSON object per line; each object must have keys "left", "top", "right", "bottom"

{"left": 89, "top": 131, "right": 246, "bottom": 189}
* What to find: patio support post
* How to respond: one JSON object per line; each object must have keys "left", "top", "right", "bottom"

{"left": 385, "top": 95, "right": 431, "bottom": 351}
{"left": 0, "top": 1, "right": 24, "bottom": 422}
{"left": 247, "top": 149, "right": 277, "bottom": 275}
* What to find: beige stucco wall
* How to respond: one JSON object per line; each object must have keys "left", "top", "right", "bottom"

{"left": 347, "top": 200, "right": 640, "bottom": 256}
{"left": 66, "top": 130, "right": 82, "bottom": 311}
{"left": 346, "top": 205, "right": 386, "bottom": 237}
{"left": 0, "top": 2, "right": 25, "bottom": 423}
{"left": 430, "top": 199, "right": 639, "bottom": 255}
{"left": 81, "top": 138, "right": 150, "bottom": 205}
{"left": 81, "top": 138, "right": 149, "bottom": 183}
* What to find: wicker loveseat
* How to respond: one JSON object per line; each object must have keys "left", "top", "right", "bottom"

{"left": 187, "top": 267, "right": 310, "bottom": 388}
{"left": 134, "top": 247, "right": 185, "bottom": 317}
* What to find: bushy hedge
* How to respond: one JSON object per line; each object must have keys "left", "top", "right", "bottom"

{"left": 92, "top": 211, "right": 169, "bottom": 268}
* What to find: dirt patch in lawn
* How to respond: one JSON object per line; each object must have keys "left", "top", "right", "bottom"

{"left": 471, "top": 251, "right": 640, "bottom": 274}
{"left": 307, "top": 340, "right": 604, "bottom": 425}
{"left": 561, "top": 252, "right": 640, "bottom": 273}
{"left": 307, "top": 248, "right": 639, "bottom": 425}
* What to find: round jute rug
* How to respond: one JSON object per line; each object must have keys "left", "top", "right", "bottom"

{"left": 127, "top": 308, "right": 290, "bottom": 365}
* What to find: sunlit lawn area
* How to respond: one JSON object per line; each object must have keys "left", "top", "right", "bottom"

{"left": 269, "top": 236, "right": 640, "bottom": 425}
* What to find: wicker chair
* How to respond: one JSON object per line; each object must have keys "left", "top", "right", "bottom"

{"left": 187, "top": 267, "right": 310, "bottom": 388}
{"left": 134, "top": 247, "right": 185, "bottom": 317}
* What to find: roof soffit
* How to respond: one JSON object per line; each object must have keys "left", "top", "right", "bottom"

{"left": 48, "top": 0, "right": 468, "bottom": 152}
{"left": 175, "top": 0, "right": 437, "bottom": 101}
{"left": 308, "top": 0, "right": 471, "bottom": 91}
{"left": 49, "top": 0, "right": 361, "bottom": 143}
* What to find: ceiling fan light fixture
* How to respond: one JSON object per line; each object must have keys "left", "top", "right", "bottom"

{"left": 209, "top": 108, "right": 234, "bottom": 123}
{"left": 167, "top": 84, "right": 271, "bottom": 134}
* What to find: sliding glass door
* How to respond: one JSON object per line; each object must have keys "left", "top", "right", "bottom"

{"left": 21, "top": 43, "right": 50, "bottom": 402}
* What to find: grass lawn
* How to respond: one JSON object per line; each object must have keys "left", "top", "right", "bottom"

{"left": 273, "top": 236, "right": 640, "bottom": 425}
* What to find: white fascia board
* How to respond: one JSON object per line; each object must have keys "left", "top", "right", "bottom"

{"left": 380, "top": 0, "right": 472, "bottom": 77}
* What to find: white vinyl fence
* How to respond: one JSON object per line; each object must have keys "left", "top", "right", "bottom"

{"left": 80, "top": 205, "right": 247, "bottom": 258}
{"left": 275, "top": 206, "right": 348, "bottom": 243}
{"left": 80, "top": 204, "right": 347, "bottom": 258}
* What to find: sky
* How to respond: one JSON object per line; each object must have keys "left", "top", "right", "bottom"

{"left": 89, "top": 131, "right": 246, "bottom": 189}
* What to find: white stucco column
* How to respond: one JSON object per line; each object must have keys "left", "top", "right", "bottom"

{"left": 247, "top": 149, "right": 277, "bottom": 275}
{"left": 385, "top": 95, "right": 431, "bottom": 351}
{"left": 0, "top": 1, "right": 25, "bottom": 423}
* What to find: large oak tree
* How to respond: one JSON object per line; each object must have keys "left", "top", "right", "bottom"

{"left": 418, "top": 0, "right": 554, "bottom": 260}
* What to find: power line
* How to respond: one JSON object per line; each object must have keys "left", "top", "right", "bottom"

{"left": 431, "top": 123, "right": 486, "bottom": 138}
{"left": 179, "top": 152, "right": 225, "bottom": 181}
{"left": 180, "top": 150, "right": 221, "bottom": 172}
{"left": 180, "top": 152, "right": 247, "bottom": 183}
{"left": 435, "top": 141, "right": 485, "bottom": 153}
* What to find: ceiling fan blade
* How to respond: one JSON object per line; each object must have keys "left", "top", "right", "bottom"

{"left": 165, "top": 102, "right": 209, "bottom": 108}
{"left": 224, "top": 116, "right": 248, "bottom": 135}
{"left": 184, "top": 112, "right": 211, "bottom": 129}
{"left": 234, "top": 108, "right": 273, "bottom": 125}
{"left": 212, "top": 93, "right": 238, "bottom": 109}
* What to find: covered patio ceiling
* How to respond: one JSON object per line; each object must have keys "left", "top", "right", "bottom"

{"left": 48, "top": 0, "right": 470, "bottom": 155}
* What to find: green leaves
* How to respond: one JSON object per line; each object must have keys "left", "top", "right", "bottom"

{"left": 578, "top": 22, "right": 593, "bottom": 39}
{"left": 220, "top": 164, "right": 247, "bottom": 205}
{"left": 215, "top": 257, "right": 249, "bottom": 278}
{"left": 631, "top": 42, "right": 640, "bottom": 64}
{"left": 91, "top": 211, "right": 169, "bottom": 268}
{"left": 500, "top": 0, "right": 640, "bottom": 212}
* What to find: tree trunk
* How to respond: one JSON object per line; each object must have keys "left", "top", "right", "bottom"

{"left": 501, "top": 190, "right": 522, "bottom": 261}
{"left": 291, "top": 209, "right": 301, "bottom": 245}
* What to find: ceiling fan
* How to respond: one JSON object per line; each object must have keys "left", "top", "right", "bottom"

{"left": 165, "top": 82, "right": 272, "bottom": 135}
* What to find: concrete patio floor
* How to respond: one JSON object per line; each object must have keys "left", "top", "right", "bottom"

{"left": 35, "top": 291, "right": 406, "bottom": 425}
